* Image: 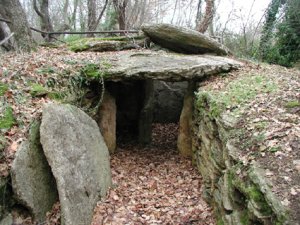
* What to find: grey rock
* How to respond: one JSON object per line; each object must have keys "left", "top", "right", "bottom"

{"left": 40, "top": 103, "right": 112, "bottom": 225}
{"left": 11, "top": 120, "right": 58, "bottom": 222}
{"left": 0, "top": 177, "right": 12, "bottom": 220}
{"left": 219, "top": 113, "right": 240, "bottom": 129}
{"left": 293, "top": 159, "right": 300, "bottom": 172}
{"left": 153, "top": 81, "right": 187, "bottom": 123}
{"left": 0, "top": 214, "right": 12, "bottom": 225}
{"left": 226, "top": 140, "right": 240, "bottom": 162}
{"left": 70, "top": 39, "right": 146, "bottom": 53}
{"left": 102, "top": 50, "right": 242, "bottom": 82}
{"left": 249, "top": 163, "right": 289, "bottom": 222}
{"left": 141, "top": 24, "right": 230, "bottom": 55}
{"left": 138, "top": 80, "right": 154, "bottom": 145}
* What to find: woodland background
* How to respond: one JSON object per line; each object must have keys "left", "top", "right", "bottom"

{"left": 0, "top": 0, "right": 299, "bottom": 67}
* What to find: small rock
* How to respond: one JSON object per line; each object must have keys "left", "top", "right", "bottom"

{"left": 293, "top": 160, "right": 300, "bottom": 172}
{"left": 290, "top": 188, "right": 297, "bottom": 196}
{"left": 265, "top": 170, "right": 274, "bottom": 177}
{"left": 281, "top": 198, "right": 290, "bottom": 206}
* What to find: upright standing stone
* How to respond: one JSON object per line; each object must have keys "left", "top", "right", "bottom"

{"left": 11, "top": 120, "right": 58, "bottom": 223}
{"left": 177, "top": 81, "right": 196, "bottom": 157}
{"left": 98, "top": 92, "right": 117, "bottom": 153}
{"left": 40, "top": 103, "right": 112, "bottom": 225}
{"left": 139, "top": 80, "right": 154, "bottom": 145}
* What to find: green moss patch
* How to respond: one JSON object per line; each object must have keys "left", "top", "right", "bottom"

{"left": 0, "top": 83, "right": 8, "bottom": 96}
{"left": 30, "top": 84, "right": 49, "bottom": 97}
{"left": 0, "top": 107, "right": 16, "bottom": 129}
{"left": 196, "top": 74, "right": 278, "bottom": 117}
{"left": 284, "top": 100, "right": 300, "bottom": 108}
{"left": 80, "top": 63, "right": 111, "bottom": 79}
{"left": 68, "top": 36, "right": 144, "bottom": 52}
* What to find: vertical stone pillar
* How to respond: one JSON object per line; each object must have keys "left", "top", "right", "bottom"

{"left": 177, "top": 81, "right": 196, "bottom": 157}
{"left": 138, "top": 80, "right": 154, "bottom": 145}
{"left": 98, "top": 92, "right": 116, "bottom": 153}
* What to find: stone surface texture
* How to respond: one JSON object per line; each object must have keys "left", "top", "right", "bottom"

{"left": 141, "top": 24, "right": 230, "bottom": 55}
{"left": 153, "top": 81, "right": 187, "bottom": 123}
{"left": 69, "top": 36, "right": 147, "bottom": 52}
{"left": 98, "top": 92, "right": 117, "bottom": 153}
{"left": 138, "top": 80, "right": 154, "bottom": 145}
{"left": 0, "top": 214, "right": 13, "bottom": 225}
{"left": 0, "top": 177, "right": 12, "bottom": 221}
{"left": 11, "top": 121, "right": 58, "bottom": 223}
{"left": 40, "top": 103, "right": 112, "bottom": 225}
{"left": 71, "top": 39, "right": 146, "bottom": 53}
{"left": 102, "top": 50, "right": 242, "bottom": 82}
{"left": 177, "top": 82, "right": 195, "bottom": 157}
{"left": 193, "top": 93, "right": 292, "bottom": 225}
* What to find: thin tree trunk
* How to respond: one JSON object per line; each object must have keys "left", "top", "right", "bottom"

{"left": 171, "top": 0, "right": 179, "bottom": 24}
{"left": 87, "top": 0, "right": 109, "bottom": 37}
{"left": 87, "top": 0, "right": 97, "bottom": 37}
{"left": 33, "top": 0, "right": 54, "bottom": 41}
{"left": 0, "top": 22, "right": 13, "bottom": 51}
{"left": 113, "top": 0, "right": 128, "bottom": 31}
{"left": 63, "top": 0, "right": 69, "bottom": 25}
{"left": 71, "top": 0, "right": 79, "bottom": 30}
{"left": 197, "top": 0, "right": 215, "bottom": 33}
{"left": 0, "top": 0, "right": 35, "bottom": 51}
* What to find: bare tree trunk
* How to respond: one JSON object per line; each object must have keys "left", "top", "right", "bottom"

{"left": 87, "top": 0, "right": 109, "bottom": 37}
{"left": 113, "top": 0, "right": 128, "bottom": 30}
{"left": 171, "top": 0, "right": 179, "bottom": 24}
{"left": 0, "top": 0, "right": 35, "bottom": 51}
{"left": 0, "top": 22, "right": 13, "bottom": 51}
{"left": 71, "top": 0, "right": 79, "bottom": 30}
{"left": 137, "top": 0, "right": 147, "bottom": 27}
{"left": 87, "top": 0, "right": 97, "bottom": 37}
{"left": 63, "top": 0, "right": 69, "bottom": 25}
{"left": 197, "top": 0, "right": 215, "bottom": 33}
{"left": 195, "top": 0, "right": 202, "bottom": 25}
{"left": 33, "top": 0, "right": 54, "bottom": 41}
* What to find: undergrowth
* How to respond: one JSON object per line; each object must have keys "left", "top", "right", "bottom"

{"left": 196, "top": 74, "right": 278, "bottom": 118}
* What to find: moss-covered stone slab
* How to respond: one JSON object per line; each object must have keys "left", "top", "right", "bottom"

{"left": 142, "top": 24, "right": 230, "bottom": 55}
{"left": 99, "top": 50, "right": 242, "bottom": 82}
{"left": 69, "top": 36, "right": 146, "bottom": 52}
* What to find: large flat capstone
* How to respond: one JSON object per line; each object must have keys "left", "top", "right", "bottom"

{"left": 141, "top": 24, "right": 229, "bottom": 55}
{"left": 100, "top": 50, "right": 242, "bottom": 82}
{"left": 40, "top": 103, "right": 112, "bottom": 225}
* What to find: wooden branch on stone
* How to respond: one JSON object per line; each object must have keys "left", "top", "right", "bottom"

{"left": 47, "top": 30, "right": 138, "bottom": 35}
{"left": 0, "top": 32, "right": 14, "bottom": 46}
{"left": 0, "top": 18, "right": 11, "bottom": 24}
{"left": 0, "top": 18, "right": 138, "bottom": 35}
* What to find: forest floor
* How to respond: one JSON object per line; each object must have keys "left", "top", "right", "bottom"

{"left": 91, "top": 123, "right": 215, "bottom": 225}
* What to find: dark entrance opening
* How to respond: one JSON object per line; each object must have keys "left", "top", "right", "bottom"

{"left": 106, "top": 80, "right": 187, "bottom": 147}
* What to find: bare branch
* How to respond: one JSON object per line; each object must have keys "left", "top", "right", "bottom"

{"left": 33, "top": 0, "right": 44, "bottom": 18}
{"left": 0, "top": 32, "right": 14, "bottom": 46}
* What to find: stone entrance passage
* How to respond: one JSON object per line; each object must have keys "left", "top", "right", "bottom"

{"left": 104, "top": 80, "right": 187, "bottom": 148}
{"left": 95, "top": 50, "right": 242, "bottom": 156}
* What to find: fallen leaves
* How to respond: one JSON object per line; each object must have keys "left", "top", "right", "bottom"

{"left": 92, "top": 123, "right": 215, "bottom": 225}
